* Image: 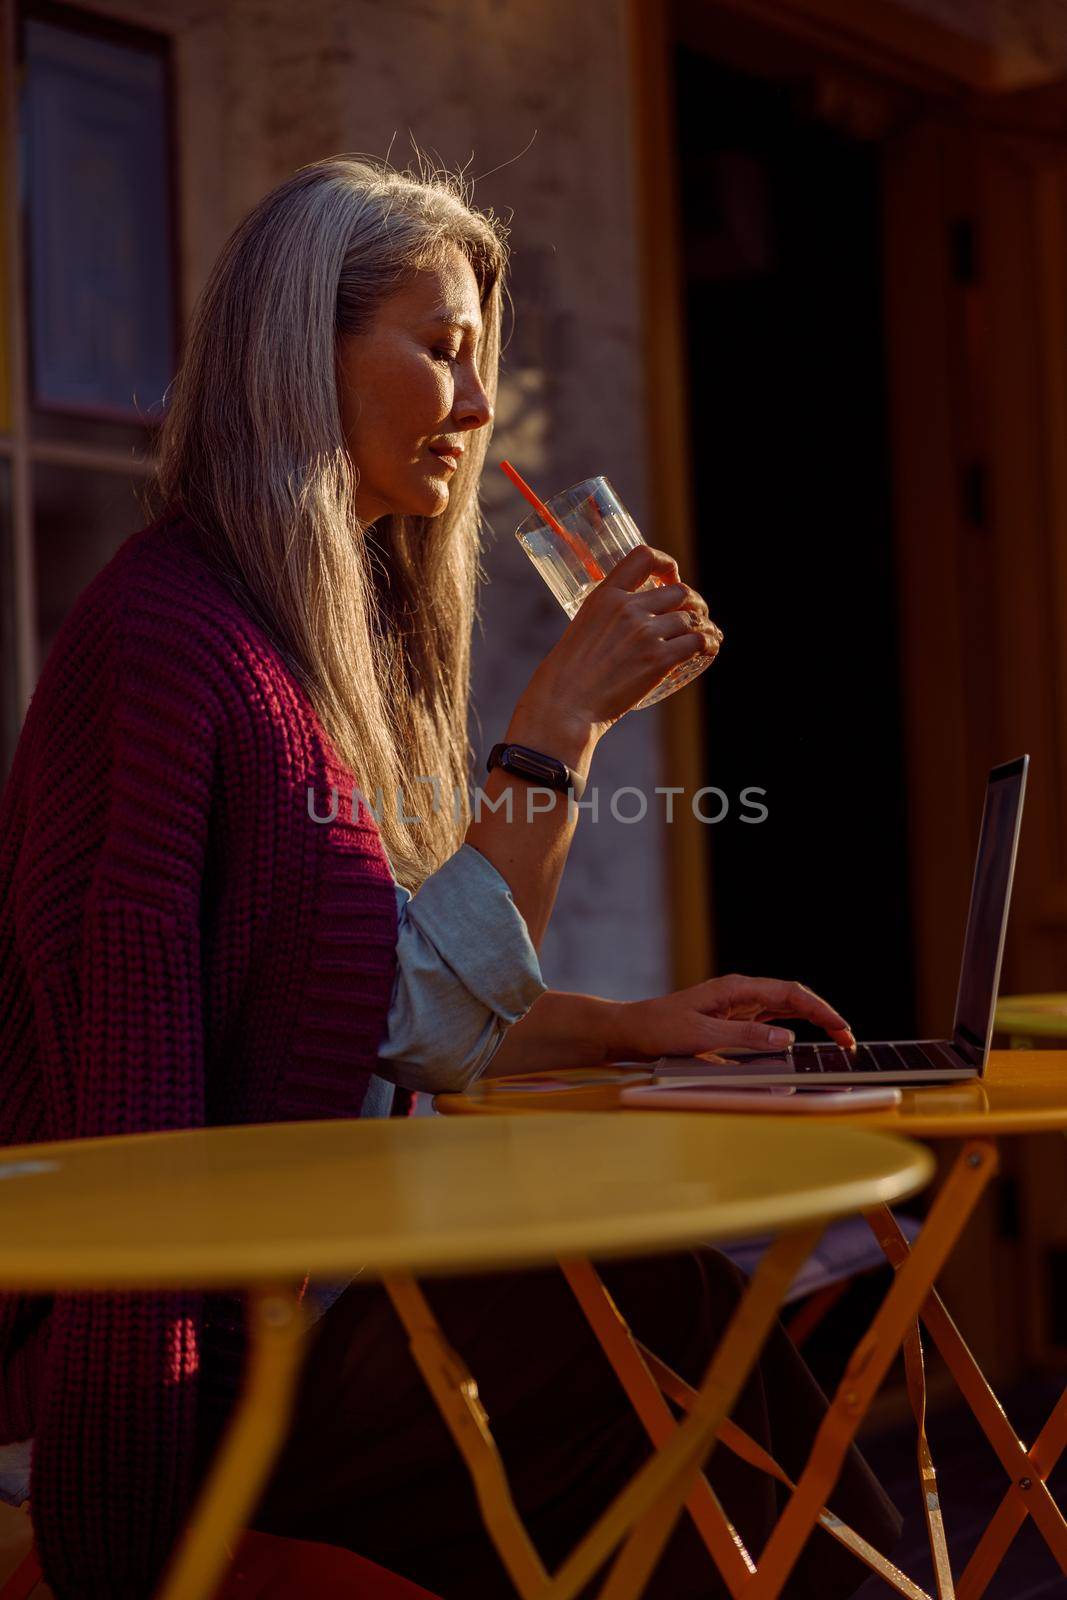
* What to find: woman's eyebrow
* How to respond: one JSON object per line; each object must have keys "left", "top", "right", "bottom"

{"left": 429, "top": 308, "right": 483, "bottom": 337}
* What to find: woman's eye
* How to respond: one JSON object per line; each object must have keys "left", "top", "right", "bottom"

{"left": 431, "top": 347, "right": 459, "bottom": 364}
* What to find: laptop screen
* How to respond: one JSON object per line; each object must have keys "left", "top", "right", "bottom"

{"left": 952, "top": 756, "right": 1028, "bottom": 1063}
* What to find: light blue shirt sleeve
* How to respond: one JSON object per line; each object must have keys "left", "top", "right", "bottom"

{"left": 374, "top": 842, "right": 548, "bottom": 1095}
{"left": 305, "top": 846, "right": 548, "bottom": 1322}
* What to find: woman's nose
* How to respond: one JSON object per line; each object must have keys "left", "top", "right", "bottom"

{"left": 454, "top": 368, "right": 494, "bottom": 432}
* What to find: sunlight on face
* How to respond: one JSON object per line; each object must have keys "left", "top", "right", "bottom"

{"left": 337, "top": 243, "right": 493, "bottom": 524}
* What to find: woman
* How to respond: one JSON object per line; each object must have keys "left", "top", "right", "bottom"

{"left": 0, "top": 154, "right": 896, "bottom": 1597}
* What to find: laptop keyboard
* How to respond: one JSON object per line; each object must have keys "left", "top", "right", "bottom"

{"left": 789, "top": 1040, "right": 968, "bottom": 1073}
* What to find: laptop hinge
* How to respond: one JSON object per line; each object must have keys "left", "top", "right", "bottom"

{"left": 952, "top": 1027, "right": 985, "bottom": 1068}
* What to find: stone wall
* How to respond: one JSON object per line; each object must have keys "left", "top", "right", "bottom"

{"left": 81, "top": 0, "right": 674, "bottom": 1002}
{"left": 72, "top": 0, "right": 1067, "bottom": 1002}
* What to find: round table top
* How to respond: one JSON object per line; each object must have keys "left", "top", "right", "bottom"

{"left": 995, "top": 994, "right": 1067, "bottom": 1039}
{"left": 435, "top": 1051, "right": 1067, "bottom": 1139}
{"left": 0, "top": 1114, "right": 931, "bottom": 1292}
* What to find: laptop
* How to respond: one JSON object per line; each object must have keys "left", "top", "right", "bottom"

{"left": 650, "top": 756, "right": 1029, "bottom": 1088}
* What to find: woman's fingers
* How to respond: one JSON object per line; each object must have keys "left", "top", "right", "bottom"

{"left": 644, "top": 592, "right": 722, "bottom": 654}
{"left": 776, "top": 979, "right": 853, "bottom": 1041}
{"left": 700, "top": 976, "right": 855, "bottom": 1047}
{"left": 638, "top": 581, "right": 713, "bottom": 625}
{"left": 534, "top": 543, "right": 720, "bottom": 725}
{"left": 638, "top": 582, "right": 689, "bottom": 614}
{"left": 602, "top": 545, "right": 680, "bottom": 591}
{"left": 702, "top": 1018, "right": 796, "bottom": 1052}
{"left": 660, "top": 627, "right": 720, "bottom": 667}
{"left": 600, "top": 548, "right": 713, "bottom": 618}
{"left": 653, "top": 610, "right": 714, "bottom": 643}
{"left": 637, "top": 581, "right": 722, "bottom": 657}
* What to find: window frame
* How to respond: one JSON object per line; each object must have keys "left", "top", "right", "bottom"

{"left": 0, "top": 0, "right": 179, "bottom": 765}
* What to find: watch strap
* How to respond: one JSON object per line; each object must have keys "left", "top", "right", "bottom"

{"left": 486, "top": 742, "right": 586, "bottom": 802}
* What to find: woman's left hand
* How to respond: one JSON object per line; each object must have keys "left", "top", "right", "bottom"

{"left": 604, "top": 974, "right": 856, "bottom": 1062}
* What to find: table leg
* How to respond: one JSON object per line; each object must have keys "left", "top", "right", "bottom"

{"left": 744, "top": 1136, "right": 996, "bottom": 1600}
{"left": 957, "top": 1386, "right": 1067, "bottom": 1600}
{"left": 156, "top": 1285, "right": 308, "bottom": 1600}
{"left": 861, "top": 1205, "right": 955, "bottom": 1597}
{"left": 387, "top": 1171, "right": 987, "bottom": 1600}
{"left": 637, "top": 1344, "right": 932, "bottom": 1600}
{"left": 564, "top": 1225, "right": 826, "bottom": 1600}
{"left": 560, "top": 1257, "right": 756, "bottom": 1598}
{"left": 869, "top": 1197, "right": 1067, "bottom": 1595}
{"left": 901, "top": 1314, "right": 955, "bottom": 1597}
{"left": 389, "top": 1231, "right": 819, "bottom": 1600}
{"left": 383, "top": 1275, "right": 549, "bottom": 1600}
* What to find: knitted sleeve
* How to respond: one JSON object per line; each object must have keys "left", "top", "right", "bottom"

{"left": 29, "top": 606, "right": 219, "bottom": 1599}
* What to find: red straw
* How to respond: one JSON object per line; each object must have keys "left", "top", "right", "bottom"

{"left": 500, "top": 459, "right": 604, "bottom": 583}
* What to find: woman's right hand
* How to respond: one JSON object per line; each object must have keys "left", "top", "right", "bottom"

{"left": 521, "top": 544, "right": 722, "bottom": 738}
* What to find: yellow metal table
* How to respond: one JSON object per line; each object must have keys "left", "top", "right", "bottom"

{"left": 438, "top": 1051, "right": 1067, "bottom": 1599}
{"left": 995, "top": 993, "right": 1067, "bottom": 1047}
{"left": 0, "top": 1113, "right": 931, "bottom": 1600}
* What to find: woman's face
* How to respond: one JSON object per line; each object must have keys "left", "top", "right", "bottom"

{"left": 337, "top": 243, "right": 493, "bottom": 524}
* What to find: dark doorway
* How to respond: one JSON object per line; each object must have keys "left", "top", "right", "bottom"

{"left": 675, "top": 47, "right": 916, "bottom": 1039}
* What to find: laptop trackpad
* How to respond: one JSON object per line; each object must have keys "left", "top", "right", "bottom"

{"left": 651, "top": 1052, "right": 799, "bottom": 1080}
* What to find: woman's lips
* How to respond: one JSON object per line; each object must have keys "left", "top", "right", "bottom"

{"left": 428, "top": 447, "right": 460, "bottom": 471}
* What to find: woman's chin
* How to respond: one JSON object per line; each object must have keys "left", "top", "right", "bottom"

{"left": 415, "top": 471, "right": 451, "bottom": 517}
{"left": 357, "top": 473, "right": 451, "bottom": 522}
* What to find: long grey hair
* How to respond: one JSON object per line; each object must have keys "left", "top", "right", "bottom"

{"left": 152, "top": 153, "right": 509, "bottom": 889}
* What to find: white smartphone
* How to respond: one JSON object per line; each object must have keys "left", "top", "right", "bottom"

{"left": 619, "top": 1083, "right": 903, "bottom": 1114}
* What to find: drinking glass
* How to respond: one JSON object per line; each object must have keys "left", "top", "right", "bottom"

{"left": 515, "top": 475, "right": 714, "bottom": 710}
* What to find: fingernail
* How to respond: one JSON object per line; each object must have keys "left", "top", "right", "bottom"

{"left": 768, "top": 1028, "right": 794, "bottom": 1047}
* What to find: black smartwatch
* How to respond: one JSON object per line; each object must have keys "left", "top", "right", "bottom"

{"left": 486, "top": 742, "right": 586, "bottom": 802}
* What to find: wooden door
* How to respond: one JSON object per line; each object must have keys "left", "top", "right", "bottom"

{"left": 884, "top": 95, "right": 1067, "bottom": 1372}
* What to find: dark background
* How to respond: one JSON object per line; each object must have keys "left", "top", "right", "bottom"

{"left": 676, "top": 47, "right": 917, "bottom": 1041}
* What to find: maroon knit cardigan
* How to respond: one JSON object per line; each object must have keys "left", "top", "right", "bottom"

{"left": 0, "top": 514, "right": 403, "bottom": 1597}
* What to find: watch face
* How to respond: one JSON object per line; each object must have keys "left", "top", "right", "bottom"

{"left": 508, "top": 747, "right": 563, "bottom": 784}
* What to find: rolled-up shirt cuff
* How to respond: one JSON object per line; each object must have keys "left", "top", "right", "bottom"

{"left": 402, "top": 842, "right": 547, "bottom": 1022}
{"left": 377, "top": 844, "right": 547, "bottom": 1094}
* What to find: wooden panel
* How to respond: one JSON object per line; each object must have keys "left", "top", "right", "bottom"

{"left": 701, "top": 0, "right": 1051, "bottom": 91}
{"left": 977, "top": 134, "right": 1067, "bottom": 1370}
{"left": 660, "top": 0, "right": 1067, "bottom": 1386}
{"left": 0, "top": 37, "right": 9, "bottom": 438}
{"left": 880, "top": 118, "right": 1049, "bottom": 1388}
{"left": 1012, "top": 1130, "right": 1067, "bottom": 1370}
{"left": 882, "top": 119, "right": 977, "bottom": 1035}
{"left": 627, "top": 0, "right": 714, "bottom": 988}
{"left": 1032, "top": 162, "right": 1067, "bottom": 912}
{"left": 979, "top": 142, "right": 1067, "bottom": 991}
{"left": 885, "top": 113, "right": 1067, "bottom": 1372}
